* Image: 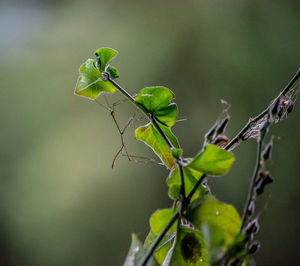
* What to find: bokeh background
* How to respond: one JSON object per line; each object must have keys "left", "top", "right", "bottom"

{"left": 0, "top": 0, "right": 299, "bottom": 265}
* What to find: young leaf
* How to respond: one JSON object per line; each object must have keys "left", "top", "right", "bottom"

{"left": 106, "top": 65, "right": 120, "bottom": 79}
{"left": 186, "top": 196, "right": 241, "bottom": 246}
{"left": 145, "top": 208, "right": 177, "bottom": 264}
{"left": 162, "top": 226, "right": 209, "bottom": 266}
{"left": 201, "top": 222, "right": 225, "bottom": 262}
{"left": 167, "top": 162, "right": 207, "bottom": 202}
{"left": 150, "top": 208, "right": 177, "bottom": 235}
{"left": 188, "top": 144, "right": 234, "bottom": 176}
{"left": 74, "top": 59, "right": 116, "bottom": 99}
{"left": 94, "top": 47, "right": 118, "bottom": 71}
{"left": 134, "top": 87, "right": 178, "bottom": 127}
{"left": 144, "top": 231, "right": 176, "bottom": 265}
{"left": 171, "top": 148, "right": 183, "bottom": 159}
{"left": 135, "top": 123, "right": 179, "bottom": 169}
{"left": 123, "top": 234, "right": 159, "bottom": 266}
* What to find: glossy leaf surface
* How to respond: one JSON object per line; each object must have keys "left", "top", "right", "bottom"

{"left": 186, "top": 196, "right": 241, "bottom": 246}
{"left": 167, "top": 162, "right": 207, "bottom": 202}
{"left": 106, "top": 65, "right": 120, "bottom": 79}
{"left": 162, "top": 226, "right": 209, "bottom": 266}
{"left": 135, "top": 123, "right": 179, "bottom": 169}
{"left": 145, "top": 208, "right": 178, "bottom": 264}
{"left": 134, "top": 87, "right": 178, "bottom": 127}
{"left": 94, "top": 47, "right": 118, "bottom": 71}
{"left": 74, "top": 59, "right": 116, "bottom": 99}
{"left": 188, "top": 144, "right": 234, "bottom": 176}
{"left": 145, "top": 232, "right": 176, "bottom": 265}
{"left": 150, "top": 208, "right": 177, "bottom": 235}
{"left": 201, "top": 222, "right": 225, "bottom": 261}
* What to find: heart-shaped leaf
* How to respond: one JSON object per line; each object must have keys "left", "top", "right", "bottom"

{"left": 94, "top": 47, "right": 118, "bottom": 71}
{"left": 186, "top": 196, "right": 241, "bottom": 246}
{"left": 162, "top": 226, "right": 209, "bottom": 266}
{"left": 134, "top": 87, "right": 178, "bottom": 127}
{"left": 74, "top": 59, "right": 116, "bottom": 99}
{"left": 75, "top": 47, "right": 119, "bottom": 100}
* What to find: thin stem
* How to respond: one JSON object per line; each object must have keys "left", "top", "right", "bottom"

{"left": 186, "top": 174, "right": 206, "bottom": 204}
{"left": 139, "top": 211, "right": 180, "bottom": 266}
{"left": 240, "top": 133, "right": 264, "bottom": 230}
{"left": 104, "top": 73, "right": 188, "bottom": 266}
{"left": 150, "top": 113, "right": 173, "bottom": 149}
{"left": 107, "top": 76, "right": 135, "bottom": 103}
{"left": 225, "top": 68, "right": 299, "bottom": 151}
{"left": 178, "top": 164, "right": 186, "bottom": 200}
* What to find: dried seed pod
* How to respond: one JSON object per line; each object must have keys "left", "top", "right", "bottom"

{"left": 255, "top": 171, "right": 273, "bottom": 195}
{"left": 211, "top": 134, "right": 230, "bottom": 148}
{"left": 248, "top": 241, "right": 260, "bottom": 254}
{"left": 229, "top": 258, "right": 242, "bottom": 266}
{"left": 205, "top": 121, "right": 219, "bottom": 143}
{"left": 245, "top": 218, "right": 259, "bottom": 236}
{"left": 262, "top": 140, "right": 273, "bottom": 161}
{"left": 287, "top": 101, "right": 294, "bottom": 114}
{"left": 247, "top": 201, "right": 255, "bottom": 217}
{"left": 271, "top": 97, "right": 281, "bottom": 116}
{"left": 216, "top": 115, "right": 230, "bottom": 135}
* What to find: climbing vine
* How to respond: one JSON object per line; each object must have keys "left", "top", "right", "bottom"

{"left": 74, "top": 47, "right": 299, "bottom": 266}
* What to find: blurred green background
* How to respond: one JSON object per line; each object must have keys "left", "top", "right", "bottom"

{"left": 0, "top": 0, "right": 299, "bottom": 265}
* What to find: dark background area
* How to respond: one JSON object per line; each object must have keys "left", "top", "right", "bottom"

{"left": 0, "top": 0, "right": 299, "bottom": 265}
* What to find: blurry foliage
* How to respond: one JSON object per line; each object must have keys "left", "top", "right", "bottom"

{"left": 0, "top": 0, "right": 299, "bottom": 265}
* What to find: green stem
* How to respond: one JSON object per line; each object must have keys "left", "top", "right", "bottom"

{"left": 108, "top": 68, "right": 299, "bottom": 265}
{"left": 106, "top": 74, "right": 135, "bottom": 103}
{"left": 150, "top": 113, "right": 173, "bottom": 149}
{"left": 139, "top": 211, "right": 180, "bottom": 266}
{"left": 105, "top": 72, "right": 187, "bottom": 213}
{"left": 186, "top": 174, "right": 206, "bottom": 204}
{"left": 178, "top": 164, "right": 186, "bottom": 200}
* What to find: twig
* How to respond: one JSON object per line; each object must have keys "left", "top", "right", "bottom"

{"left": 110, "top": 105, "right": 139, "bottom": 168}
{"left": 185, "top": 174, "right": 207, "bottom": 204}
{"left": 121, "top": 154, "right": 162, "bottom": 165}
{"left": 103, "top": 72, "right": 189, "bottom": 266}
{"left": 139, "top": 211, "right": 180, "bottom": 266}
{"left": 106, "top": 69, "right": 299, "bottom": 266}
{"left": 225, "top": 69, "right": 299, "bottom": 151}
{"left": 150, "top": 113, "right": 173, "bottom": 149}
{"left": 139, "top": 172, "right": 207, "bottom": 266}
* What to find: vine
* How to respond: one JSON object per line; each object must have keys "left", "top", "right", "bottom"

{"left": 74, "top": 47, "right": 299, "bottom": 266}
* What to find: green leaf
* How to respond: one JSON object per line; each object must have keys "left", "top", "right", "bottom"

{"left": 167, "top": 161, "right": 207, "bottom": 202}
{"left": 145, "top": 231, "right": 176, "bottom": 265}
{"left": 160, "top": 122, "right": 179, "bottom": 148}
{"left": 150, "top": 208, "right": 177, "bottom": 235}
{"left": 74, "top": 59, "right": 116, "bottom": 100}
{"left": 154, "top": 103, "right": 178, "bottom": 127}
{"left": 134, "top": 87, "right": 178, "bottom": 127}
{"left": 145, "top": 208, "right": 177, "bottom": 264}
{"left": 201, "top": 222, "right": 225, "bottom": 261}
{"left": 123, "top": 234, "right": 159, "bottom": 266}
{"left": 186, "top": 196, "right": 241, "bottom": 246}
{"left": 135, "top": 123, "right": 178, "bottom": 169}
{"left": 171, "top": 148, "right": 183, "bottom": 159}
{"left": 188, "top": 144, "right": 234, "bottom": 176}
{"left": 94, "top": 47, "right": 118, "bottom": 71}
{"left": 106, "top": 65, "right": 120, "bottom": 79}
{"left": 162, "top": 226, "right": 209, "bottom": 266}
